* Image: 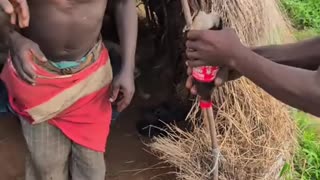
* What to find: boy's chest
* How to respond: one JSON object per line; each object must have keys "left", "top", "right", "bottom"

{"left": 28, "top": 0, "right": 108, "bottom": 8}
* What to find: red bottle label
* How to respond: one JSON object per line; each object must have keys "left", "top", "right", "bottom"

{"left": 200, "top": 100, "right": 213, "bottom": 109}
{"left": 192, "top": 66, "right": 219, "bottom": 82}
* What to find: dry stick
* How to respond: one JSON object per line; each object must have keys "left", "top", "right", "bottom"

{"left": 181, "top": 0, "right": 193, "bottom": 28}
{"left": 206, "top": 107, "right": 218, "bottom": 154}
{"left": 202, "top": 106, "right": 210, "bottom": 132}
{"left": 206, "top": 106, "right": 219, "bottom": 180}
{"left": 180, "top": 0, "right": 219, "bottom": 179}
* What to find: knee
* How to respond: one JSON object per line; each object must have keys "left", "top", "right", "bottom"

{"left": 71, "top": 155, "right": 106, "bottom": 180}
{"left": 72, "top": 150, "right": 105, "bottom": 170}
{"left": 71, "top": 145, "right": 106, "bottom": 178}
{"left": 30, "top": 152, "right": 68, "bottom": 178}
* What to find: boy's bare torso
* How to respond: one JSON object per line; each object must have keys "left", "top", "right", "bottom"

{"left": 22, "top": 0, "right": 108, "bottom": 61}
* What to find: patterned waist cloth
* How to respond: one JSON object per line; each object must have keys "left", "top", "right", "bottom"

{"left": 34, "top": 39, "right": 103, "bottom": 75}
{"left": 0, "top": 39, "right": 121, "bottom": 121}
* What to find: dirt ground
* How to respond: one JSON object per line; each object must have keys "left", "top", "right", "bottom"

{"left": 0, "top": 96, "right": 175, "bottom": 180}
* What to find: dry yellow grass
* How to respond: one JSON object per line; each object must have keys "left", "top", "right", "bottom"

{"left": 152, "top": 80, "right": 297, "bottom": 180}
{"left": 149, "top": 0, "right": 297, "bottom": 179}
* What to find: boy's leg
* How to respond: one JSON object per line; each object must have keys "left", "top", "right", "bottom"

{"left": 20, "top": 118, "right": 71, "bottom": 180}
{"left": 70, "top": 143, "right": 106, "bottom": 180}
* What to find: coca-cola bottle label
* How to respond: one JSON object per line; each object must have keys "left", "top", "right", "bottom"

{"left": 200, "top": 100, "right": 213, "bottom": 108}
{"left": 192, "top": 66, "right": 219, "bottom": 82}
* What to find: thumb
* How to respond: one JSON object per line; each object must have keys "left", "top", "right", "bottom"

{"left": 30, "top": 46, "right": 47, "bottom": 62}
{"left": 214, "top": 67, "right": 229, "bottom": 87}
{"left": 109, "top": 84, "right": 120, "bottom": 102}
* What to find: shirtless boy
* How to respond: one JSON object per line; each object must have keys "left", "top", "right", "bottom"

{"left": 0, "top": 0, "right": 137, "bottom": 179}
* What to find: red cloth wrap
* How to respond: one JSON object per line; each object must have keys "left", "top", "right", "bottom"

{"left": 1, "top": 48, "right": 112, "bottom": 152}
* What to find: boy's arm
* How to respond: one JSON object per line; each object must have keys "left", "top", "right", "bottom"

{"left": 109, "top": 0, "right": 138, "bottom": 112}
{"left": 114, "top": 0, "right": 137, "bottom": 73}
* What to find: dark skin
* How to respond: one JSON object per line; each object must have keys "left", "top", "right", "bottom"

{"left": 0, "top": 0, "right": 137, "bottom": 112}
{"left": 185, "top": 28, "right": 320, "bottom": 117}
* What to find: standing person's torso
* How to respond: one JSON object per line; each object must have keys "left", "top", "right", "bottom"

{"left": 21, "top": 0, "right": 108, "bottom": 62}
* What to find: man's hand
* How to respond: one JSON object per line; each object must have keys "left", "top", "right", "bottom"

{"left": 109, "top": 70, "right": 135, "bottom": 112}
{"left": 0, "top": 0, "right": 29, "bottom": 28}
{"left": 9, "top": 32, "right": 47, "bottom": 84}
{"left": 185, "top": 28, "right": 244, "bottom": 94}
{"left": 185, "top": 28, "right": 246, "bottom": 68}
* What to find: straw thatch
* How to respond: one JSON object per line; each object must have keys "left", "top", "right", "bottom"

{"left": 145, "top": 0, "right": 298, "bottom": 179}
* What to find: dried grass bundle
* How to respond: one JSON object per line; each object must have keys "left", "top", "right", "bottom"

{"left": 152, "top": 80, "right": 297, "bottom": 180}
{"left": 149, "top": 0, "right": 297, "bottom": 179}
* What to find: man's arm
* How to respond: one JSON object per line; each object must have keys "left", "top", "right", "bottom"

{"left": 186, "top": 29, "right": 320, "bottom": 117}
{"left": 211, "top": 37, "right": 320, "bottom": 87}
{"left": 232, "top": 48, "right": 320, "bottom": 117}
{"left": 114, "top": 0, "right": 137, "bottom": 73}
{"left": 253, "top": 37, "right": 320, "bottom": 70}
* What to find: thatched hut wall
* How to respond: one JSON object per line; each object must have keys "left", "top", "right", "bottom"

{"left": 142, "top": 0, "right": 297, "bottom": 179}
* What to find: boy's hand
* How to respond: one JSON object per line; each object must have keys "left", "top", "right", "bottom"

{"left": 109, "top": 70, "right": 135, "bottom": 112}
{"left": 0, "top": 0, "right": 29, "bottom": 28}
{"left": 10, "top": 32, "right": 47, "bottom": 84}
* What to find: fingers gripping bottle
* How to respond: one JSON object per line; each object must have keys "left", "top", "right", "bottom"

{"left": 191, "top": 16, "right": 223, "bottom": 109}
{"left": 192, "top": 66, "right": 219, "bottom": 108}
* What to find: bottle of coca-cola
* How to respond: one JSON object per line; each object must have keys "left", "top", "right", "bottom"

{"left": 192, "top": 66, "right": 219, "bottom": 108}
{"left": 191, "top": 17, "right": 223, "bottom": 108}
